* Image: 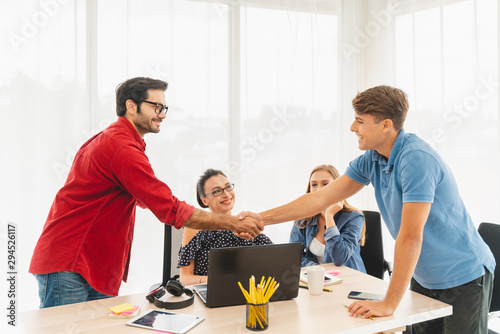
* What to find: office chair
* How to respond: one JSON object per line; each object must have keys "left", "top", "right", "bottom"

{"left": 360, "top": 210, "right": 392, "bottom": 280}
{"left": 478, "top": 222, "right": 500, "bottom": 334}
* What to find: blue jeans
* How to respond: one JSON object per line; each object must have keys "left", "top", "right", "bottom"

{"left": 35, "top": 271, "right": 111, "bottom": 308}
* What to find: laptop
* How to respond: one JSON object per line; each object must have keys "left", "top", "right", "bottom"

{"left": 193, "top": 242, "right": 303, "bottom": 308}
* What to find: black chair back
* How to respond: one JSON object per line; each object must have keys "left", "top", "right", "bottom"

{"left": 478, "top": 222, "right": 500, "bottom": 312}
{"left": 360, "top": 210, "right": 386, "bottom": 279}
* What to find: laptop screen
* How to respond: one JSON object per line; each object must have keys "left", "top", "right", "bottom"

{"left": 200, "top": 242, "right": 303, "bottom": 308}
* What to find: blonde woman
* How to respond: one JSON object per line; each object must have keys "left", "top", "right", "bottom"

{"left": 289, "top": 164, "right": 366, "bottom": 272}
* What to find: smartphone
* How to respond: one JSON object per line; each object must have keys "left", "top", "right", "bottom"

{"left": 347, "top": 291, "right": 385, "bottom": 301}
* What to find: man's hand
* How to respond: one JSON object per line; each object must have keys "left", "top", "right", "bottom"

{"left": 230, "top": 214, "right": 263, "bottom": 239}
{"left": 345, "top": 202, "right": 429, "bottom": 320}
{"left": 347, "top": 299, "right": 396, "bottom": 319}
{"left": 235, "top": 211, "right": 264, "bottom": 240}
{"left": 238, "top": 211, "right": 262, "bottom": 222}
{"left": 183, "top": 208, "right": 263, "bottom": 239}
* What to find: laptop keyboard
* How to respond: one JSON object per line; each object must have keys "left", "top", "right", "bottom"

{"left": 194, "top": 284, "right": 208, "bottom": 303}
{"left": 198, "top": 289, "right": 207, "bottom": 300}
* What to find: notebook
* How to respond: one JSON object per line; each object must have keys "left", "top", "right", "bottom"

{"left": 300, "top": 271, "right": 343, "bottom": 286}
{"left": 193, "top": 242, "right": 303, "bottom": 308}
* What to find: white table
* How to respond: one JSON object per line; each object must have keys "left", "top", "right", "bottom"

{"left": 20, "top": 264, "right": 452, "bottom": 334}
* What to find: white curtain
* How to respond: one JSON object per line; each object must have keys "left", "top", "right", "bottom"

{"left": 0, "top": 0, "right": 497, "bottom": 317}
{"left": 394, "top": 0, "right": 499, "bottom": 223}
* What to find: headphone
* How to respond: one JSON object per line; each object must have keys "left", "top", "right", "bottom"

{"left": 146, "top": 276, "right": 194, "bottom": 309}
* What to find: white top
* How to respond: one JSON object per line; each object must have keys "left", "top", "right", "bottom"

{"left": 309, "top": 237, "right": 325, "bottom": 264}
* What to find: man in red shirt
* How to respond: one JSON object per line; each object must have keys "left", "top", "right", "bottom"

{"left": 29, "top": 77, "right": 263, "bottom": 308}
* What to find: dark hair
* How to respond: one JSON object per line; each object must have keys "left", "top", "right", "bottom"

{"left": 115, "top": 77, "right": 168, "bottom": 117}
{"left": 351, "top": 85, "right": 409, "bottom": 131}
{"left": 196, "top": 169, "right": 227, "bottom": 208}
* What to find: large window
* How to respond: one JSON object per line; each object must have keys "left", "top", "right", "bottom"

{"left": 237, "top": 5, "right": 340, "bottom": 242}
{"left": 394, "top": 0, "right": 498, "bottom": 222}
{"left": 1, "top": 0, "right": 340, "bottom": 312}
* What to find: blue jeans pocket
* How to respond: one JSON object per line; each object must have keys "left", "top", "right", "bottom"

{"left": 34, "top": 274, "right": 48, "bottom": 309}
{"left": 35, "top": 271, "right": 88, "bottom": 308}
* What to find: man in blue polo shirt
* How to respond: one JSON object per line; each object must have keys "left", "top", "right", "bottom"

{"left": 242, "top": 85, "right": 495, "bottom": 333}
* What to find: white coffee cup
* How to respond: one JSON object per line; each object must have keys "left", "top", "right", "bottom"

{"left": 307, "top": 266, "right": 325, "bottom": 295}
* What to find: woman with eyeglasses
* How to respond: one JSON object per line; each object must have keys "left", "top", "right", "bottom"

{"left": 289, "top": 164, "right": 367, "bottom": 272}
{"left": 177, "top": 169, "right": 273, "bottom": 285}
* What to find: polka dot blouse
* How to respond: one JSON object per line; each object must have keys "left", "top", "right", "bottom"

{"left": 177, "top": 231, "right": 273, "bottom": 275}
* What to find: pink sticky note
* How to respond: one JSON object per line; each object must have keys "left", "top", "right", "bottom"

{"left": 109, "top": 303, "right": 135, "bottom": 314}
{"left": 115, "top": 306, "right": 139, "bottom": 315}
{"left": 327, "top": 270, "right": 341, "bottom": 276}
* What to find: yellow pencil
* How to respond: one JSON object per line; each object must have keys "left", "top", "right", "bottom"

{"left": 239, "top": 275, "right": 279, "bottom": 329}
{"left": 263, "top": 277, "right": 271, "bottom": 295}
{"left": 265, "top": 283, "right": 279, "bottom": 302}
{"left": 299, "top": 284, "right": 332, "bottom": 292}
{"left": 237, "top": 281, "right": 251, "bottom": 302}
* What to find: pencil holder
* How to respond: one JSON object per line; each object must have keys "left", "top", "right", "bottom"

{"left": 245, "top": 302, "right": 269, "bottom": 331}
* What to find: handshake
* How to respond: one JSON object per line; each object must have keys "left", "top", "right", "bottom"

{"left": 183, "top": 208, "right": 275, "bottom": 240}
{"left": 234, "top": 211, "right": 264, "bottom": 240}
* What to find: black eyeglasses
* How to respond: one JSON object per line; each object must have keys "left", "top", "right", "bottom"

{"left": 202, "top": 183, "right": 235, "bottom": 197}
{"left": 142, "top": 100, "right": 169, "bottom": 115}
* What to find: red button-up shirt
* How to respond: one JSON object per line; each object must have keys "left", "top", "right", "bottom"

{"left": 29, "top": 117, "right": 195, "bottom": 296}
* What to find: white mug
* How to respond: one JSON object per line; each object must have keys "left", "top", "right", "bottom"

{"left": 307, "top": 266, "right": 325, "bottom": 295}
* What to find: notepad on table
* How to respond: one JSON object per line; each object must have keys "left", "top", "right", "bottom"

{"left": 108, "top": 303, "right": 141, "bottom": 319}
{"left": 300, "top": 271, "right": 342, "bottom": 286}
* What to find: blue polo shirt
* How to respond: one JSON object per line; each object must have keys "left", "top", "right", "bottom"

{"left": 345, "top": 129, "right": 495, "bottom": 289}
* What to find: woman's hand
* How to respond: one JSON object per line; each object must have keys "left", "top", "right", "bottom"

{"left": 325, "top": 202, "right": 343, "bottom": 216}
{"left": 323, "top": 202, "right": 343, "bottom": 229}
